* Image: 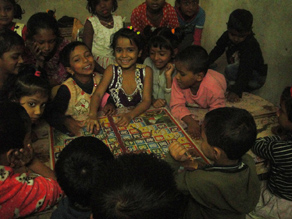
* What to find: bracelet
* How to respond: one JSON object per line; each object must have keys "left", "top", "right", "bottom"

{"left": 164, "top": 87, "right": 172, "bottom": 93}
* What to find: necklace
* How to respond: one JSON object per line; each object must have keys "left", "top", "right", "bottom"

{"left": 100, "top": 18, "right": 114, "bottom": 28}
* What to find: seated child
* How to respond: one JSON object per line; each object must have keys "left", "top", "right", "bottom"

{"left": 170, "top": 45, "right": 226, "bottom": 139}
{"left": 0, "top": 28, "right": 24, "bottom": 102}
{"left": 0, "top": 0, "right": 27, "bottom": 40}
{"left": 249, "top": 86, "right": 292, "bottom": 219}
{"left": 144, "top": 27, "right": 183, "bottom": 107}
{"left": 166, "top": 107, "right": 261, "bottom": 219}
{"left": 87, "top": 28, "right": 153, "bottom": 132}
{"left": 209, "top": 9, "right": 267, "bottom": 103}
{"left": 45, "top": 41, "right": 108, "bottom": 136}
{"left": 91, "top": 153, "right": 183, "bottom": 219}
{"left": 174, "top": 0, "right": 205, "bottom": 49}
{"left": 9, "top": 65, "right": 50, "bottom": 125}
{"left": 83, "top": 0, "right": 123, "bottom": 73}
{"left": 52, "top": 136, "right": 114, "bottom": 219}
{"left": 131, "top": 0, "right": 179, "bottom": 35}
{"left": 0, "top": 102, "right": 63, "bottom": 218}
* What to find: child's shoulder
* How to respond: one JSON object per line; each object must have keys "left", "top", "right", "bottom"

{"left": 136, "top": 63, "right": 147, "bottom": 69}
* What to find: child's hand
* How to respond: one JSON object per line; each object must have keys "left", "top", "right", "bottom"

{"left": 64, "top": 117, "right": 83, "bottom": 136}
{"left": 26, "top": 40, "right": 45, "bottom": 63}
{"left": 187, "top": 120, "right": 201, "bottom": 139}
{"left": 164, "top": 63, "right": 175, "bottom": 78}
{"left": 116, "top": 113, "right": 132, "bottom": 127}
{"left": 86, "top": 116, "right": 100, "bottom": 134}
{"left": 103, "top": 103, "right": 116, "bottom": 116}
{"left": 169, "top": 141, "right": 192, "bottom": 162}
{"left": 10, "top": 144, "right": 34, "bottom": 169}
{"left": 226, "top": 92, "right": 240, "bottom": 103}
{"left": 153, "top": 98, "right": 166, "bottom": 108}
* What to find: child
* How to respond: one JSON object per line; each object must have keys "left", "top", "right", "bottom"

{"left": 170, "top": 45, "right": 226, "bottom": 139}
{"left": 209, "top": 9, "right": 267, "bottom": 103}
{"left": 144, "top": 27, "right": 182, "bottom": 108}
{"left": 167, "top": 107, "right": 261, "bottom": 219}
{"left": 249, "top": 87, "right": 292, "bottom": 218}
{"left": 131, "top": 0, "right": 179, "bottom": 35}
{"left": 9, "top": 65, "right": 50, "bottom": 124}
{"left": 174, "top": 0, "right": 205, "bottom": 49}
{"left": 83, "top": 0, "right": 123, "bottom": 73}
{"left": 0, "top": 28, "right": 24, "bottom": 101}
{"left": 0, "top": 0, "right": 26, "bottom": 40}
{"left": 52, "top": 136, "right": 114, "bottom": 219}
{"left": 0, "top": 102, "right": 63, "bottom": 218}
{"left": 45, "top": 41, "right": 108, "bottom": 136}
{"left": 91, "top": 153, "right": 183, "bottom": 219}
{"left": 87, "top": 28, "right": 153, "bottom": 132}
{"left": 23, "top": 12, "right": 70, "bottom": 87}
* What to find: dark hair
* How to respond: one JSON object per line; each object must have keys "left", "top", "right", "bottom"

{"left": 3, "top": 0, "right": 25, "bottom": 19}
{"left": 55, "top": 136, "right": 114, "bottom": 208}
{"left": 0, "top": 28, "right": 24, "bottom": 57}
{"left": 0, "top": 102, "right": 31, "bottom": 154}
{"left": 86, "top": 0, "right": 118, "bottom": 14}
{"left": 111, "top": 27, "right": 143, "bottom": 53}
{"left": 175, "top": 45, "right": 209, "bottom": 75}
{"left": 60, "top": 41, "right": 90, "bottom": 67}
{"left": 9, "top": 65, "right": 51, "bottom": 102}
{"left": 146, "top": 27, "right": 184, "bottom": 57}
{"left": 91, "top": 153, "right": 183, "bottom": 219}
{"left": 204, "top": 107, "right": 257, "bottom": 160}
{"left": 227, "top": 9, "right": 253, "bottom": 33}
{"left": 176, "top": 0, "right": 199, "bottom": 4}
{"left": 280, "top": 87, "right": 292, "bottom": 122}
{"left": 26, "top": 12, "right": 60, "bottom": 40}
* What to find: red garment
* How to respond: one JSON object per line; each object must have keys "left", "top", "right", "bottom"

{"left": 193, "top": 28, "right": 202, "bottom": 46}
{"left": 0, "top": 165, "right": 64, "bottom": 219}
{"left": 131, "top": 2, "right": 179, "bottom": 33}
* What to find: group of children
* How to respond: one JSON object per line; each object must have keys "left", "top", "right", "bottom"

{"left": 0, "top": 0, "right": 291, "bottom": 218}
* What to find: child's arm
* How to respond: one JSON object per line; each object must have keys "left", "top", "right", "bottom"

{"left": 116, "top": 66, "right": 153, "bottom": 127}
{"left": 87, "top": 65, "right": 114, "bottom": 132}
{"left": 208, "top": 31, "right": 229, "bottom": 65}
{"left": 182, "top": 115, "right": 201, "bottom": 139}
{"left": 252, "top": 135, "right": 282, "bottom": 160}
{"left": 83, "top": 19, "right": 94, "bottom": 53}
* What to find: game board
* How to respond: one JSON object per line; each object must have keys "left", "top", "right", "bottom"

{"left": 50, "top": 108, "right": 208, "bottom": 168}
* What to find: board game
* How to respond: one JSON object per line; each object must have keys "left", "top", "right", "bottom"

{"left": 49, "top": 108, "right": 208, "bottom": 168}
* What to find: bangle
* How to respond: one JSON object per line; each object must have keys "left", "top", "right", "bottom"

{"left": 164, "top": 87, "right": 172, "bottom": 93}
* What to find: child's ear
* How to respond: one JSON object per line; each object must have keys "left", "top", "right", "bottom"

{"left": 196, "top": 72, "right": 205, "bottom": 82}
{"left": 138, "top": 50, "right": 142, "bottom": 58}
{"left": 66, "top": 67, "right": 74, "bottom": 75}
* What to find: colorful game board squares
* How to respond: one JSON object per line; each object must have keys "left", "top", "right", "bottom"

{"left": 148, "top": 142, "right": 159, "bottom": 149}
{"left": 142, "top": 132, "right": 151, "bottom": 138}
{"left": 154, "top": 135, "right": 165, "bottom": 141}
{"left": 156, "top": 123, "right": 167, "bottom": 129}
{"left": 135, "top": 139, "right": 146, "bottom": 145}
{"left": 169, "top": 127, "right": 179, "bottom": 132}
{"left": 145, "top": 137, "right": 155, "bottom": 143}
{"left": 132, "top": 133, "right": 142, "bottom": 139}
{"left": 119, "top": 130, "right": 130, "bottom": 135}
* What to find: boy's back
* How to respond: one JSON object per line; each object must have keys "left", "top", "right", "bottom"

{"left": 167, "top": 154, "right": 260, "bottom": 219}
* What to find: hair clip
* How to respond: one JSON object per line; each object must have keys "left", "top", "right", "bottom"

{"left": 127, "top": 26, "right": 140, "bottom": 35}
{"left": 171, "top": 28, "right": 175, "bottom": 34}
{"left": 35, "top": 71, "right": 41, "bottom": 77}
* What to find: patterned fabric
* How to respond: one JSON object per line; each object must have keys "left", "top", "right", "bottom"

{"left": 0, "top": 165, "right": 63, "bottom": 219}
{"left": 63, "top": 73, "right": 102, "bottom": 121}
{"left": 252, "top": 135, "right": 292, "bottom": 201}
{"left": 131, "top": 2, "right": 179, "bottom": 33}
{"left": 88, "top": 15, "right": 123, "bottom": 68}
{"left": 109, "top": 64, "right": 145, "bottom": 108}
{"left": 23, "top": 38, "right": 70, "bottom": 86}
{"left": 10, "top": 22, "right": 27, "bottom": 41}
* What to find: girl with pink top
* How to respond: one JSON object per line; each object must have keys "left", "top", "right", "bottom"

{"left": 170, "top": 45, "right": 226, "bottom": 139}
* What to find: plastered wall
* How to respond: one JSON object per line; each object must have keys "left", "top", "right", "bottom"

{"left": 18, "top": 0, "right": 292, "bottom": 105}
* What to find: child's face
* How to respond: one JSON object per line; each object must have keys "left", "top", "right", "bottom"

{"left": 0, "top": 45, "right": 24, "bottom": 75}
{"left": 174, "top": 61, "right": 201, "bottom": 89}
{"left": 146, "top": 0, "right": 165, "bottom": 12}
{"left": 20, "top": 93, "right": 48, "bottom": 124}
{"left": 149, "top": 46, "right": 172, "bottom": 70}
{"left": 114, "top": 37, "right": 141, "bottom": 71}
{"left": 67, "top": 45, "right": 95, "bottom": 76}
{"left": 277, "top": 100, "right": 292, "bottom": 131}
{"left": 0, "top": 0, "right": 14, "bottom": 28}
{"left": 33, "top": 28, "right": 57, "bottom": 58}
{"left": 95, "top": 0, "right": 113, "bottom": 19}
{"left": 228, "top": 29, "right": 250, "bottom": 45}
{"left": 178, "top": 0, "right": 198, "bottom": 18}
{"left": 201, "top": 125, "right": 215, "bottom": 161}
